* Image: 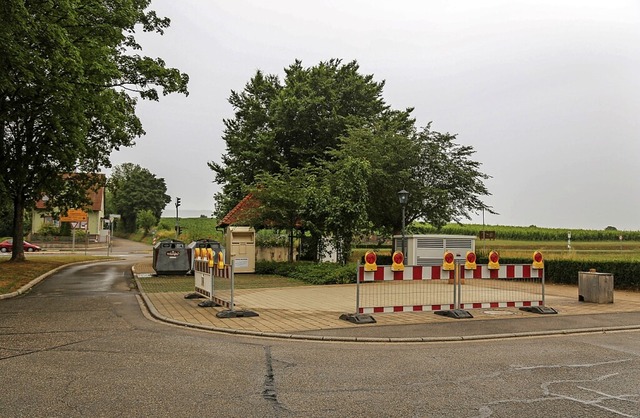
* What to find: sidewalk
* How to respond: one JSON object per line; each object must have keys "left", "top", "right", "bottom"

{"left": 133, "top": 263, "right": 640, "bottom": 342}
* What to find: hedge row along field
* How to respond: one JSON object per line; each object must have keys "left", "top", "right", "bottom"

{"left": 410, "top": 223, "right": 640, "bottom": 241}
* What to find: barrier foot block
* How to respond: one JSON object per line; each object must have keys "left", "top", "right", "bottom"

{"left": 520, "top": 306, "right": 558, "bottom": 314}
{"left": 198, "top": 300, "right": 220, "bottom": 308}
{"left": 184, "top": 292, "right": 204, "bottom": 299}
{"left": 339, "top": 313, "right": 377, "bottom": 324}
{"left": 435, "top": 309, "right": 474, "bottom": 319}
{"left": 216, "top": 310, "right": 259, "bottom": 318}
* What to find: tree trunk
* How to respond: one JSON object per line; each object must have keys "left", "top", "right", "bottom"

{"left": 10, "top": 194, "right": 26, "bottom": 262}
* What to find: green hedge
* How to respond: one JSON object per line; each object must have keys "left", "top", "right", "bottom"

{"left": 545, "top": 261, "right": 640, "bottom": 290}
{"left": 256, "top": 261, "right": 356, "bottom": 285}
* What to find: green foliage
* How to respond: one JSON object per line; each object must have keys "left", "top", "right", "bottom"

{"left": 211, "top": 59, "right": 493, "bottom": 258}
{"left": 210, "top": 59, "right": 389, "bottom": 218}
{"left": 256, "top": 261, "right": 356, "bottom": 285}
{"left": 545, "top": 261, "right": 640, "bottom": 291}
{"left": 1, "top": 0, "right": 188, "bottom": 260}
{"left": 108, "top": 163, "right": 171, "bottom": 233}
{"left": 256, "top": 230, "right": 289, "bottom": 248}
{"left": 0, "top": 199, "right": 11, "bottom": 236}
{"left": 36, "top": 224, "right": 61, "bottom": 237}
{"left": 410, "top": 222, "right": 640, "bottom": 241}
{"left": 136, "top": 209, "right": 157, "bottom": 235}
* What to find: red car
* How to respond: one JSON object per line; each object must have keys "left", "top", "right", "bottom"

{"left": 0, "top": 239, "right": 42, "bottom": 253}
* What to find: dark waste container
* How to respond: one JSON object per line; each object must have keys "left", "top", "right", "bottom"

{"left": 153, "top": 239, "right": 190, "bottom": 275}
{"left": 187, "top": 239, "right": 224, "bottom": 274}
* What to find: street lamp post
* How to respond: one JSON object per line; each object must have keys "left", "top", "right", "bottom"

{"left": 397, "top": 189, "right": 409, "bottom": 258}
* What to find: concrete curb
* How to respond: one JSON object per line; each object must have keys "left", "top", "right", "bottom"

{"left": 132, "top": 275, "right": 640, "bottom": 344}
{"left": 0, "top": 258, "right": 119, "bottom": 300}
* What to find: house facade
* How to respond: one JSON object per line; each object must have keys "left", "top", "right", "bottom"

{"left": 31, "top": 175, "right": 107, "bottom": 241}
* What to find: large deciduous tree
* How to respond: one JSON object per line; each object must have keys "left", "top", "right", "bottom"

{"left": 210, "top": 59, "right": 393, "bottom": 217}
{"left": 0, "top": 0, "right": 188, "bottom": 261}
{"left": 212, "top": 59, "right": 494, "bottom": 260}
{"left": 108, "top": 163, "right": 171, "bottom": 233}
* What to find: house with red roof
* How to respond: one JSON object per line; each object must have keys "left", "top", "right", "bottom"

{"left": 31, "top": 174, "right": 107, "bottom": 241}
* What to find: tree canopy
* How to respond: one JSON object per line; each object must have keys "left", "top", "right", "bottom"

{"left": 212, "top": 59, "right": 494, "bottom": 262}
{"left": 107, "top": 163, "right": 171, "bottom": 233}
{"left": 0, "top": 0, "right": 188, "bottom": 261}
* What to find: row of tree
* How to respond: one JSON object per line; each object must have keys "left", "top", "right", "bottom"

{"left": 210, "top": 59, "right": 494, "bottom": 263}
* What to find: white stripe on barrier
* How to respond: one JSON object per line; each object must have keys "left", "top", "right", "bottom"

{"left": 356, "top": 264, "right": 544, "bottom": 314}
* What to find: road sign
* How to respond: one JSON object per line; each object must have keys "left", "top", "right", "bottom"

{"left": 60, "top": 209, "right": 88, "bottom": 222}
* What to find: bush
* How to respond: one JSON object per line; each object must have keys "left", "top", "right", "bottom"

{"left": 256, "top": 261, "right": 356, "bottom": 285}
{"left": 546, "top": 260, "right": 640, "bottom": 290}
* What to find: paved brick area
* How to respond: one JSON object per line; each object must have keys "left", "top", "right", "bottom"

{"left": 134, "top": 263, "right": 640, "bottom": 337}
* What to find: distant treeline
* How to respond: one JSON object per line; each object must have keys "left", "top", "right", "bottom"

{"left": 410, "top": 223, "right": 640, "bottom": 241}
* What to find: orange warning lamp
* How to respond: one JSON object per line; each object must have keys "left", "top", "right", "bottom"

{"left": 364, "top": 251, "right": 377, "bottom": 271}
{"left": 488, "top": 250, "right": 500, "bottom": 270}
{"left": 443, "top": 251, "right": 455, "bottom": 271}
{"left": 532, "top": 251, "right": 544, "bottom": 269}
{"left": 207, "top": 248, "right": 214, "bottom": 267}
{"left": 391, "top": 251, "right": 404, "bottom": 271}
{"left": 217, "top": 251, "right": 225, "bottom": 269}
{"left": 465, "top": 251, "right": 477, "bottom": 270}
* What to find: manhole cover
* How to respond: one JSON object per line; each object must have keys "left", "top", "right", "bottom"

{"left": 483, "top": 310, "right": 515, "bottom": 316}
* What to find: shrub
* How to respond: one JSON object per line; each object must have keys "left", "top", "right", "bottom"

{"left": 256, "top": 261, "right": 357, "bottom": 285}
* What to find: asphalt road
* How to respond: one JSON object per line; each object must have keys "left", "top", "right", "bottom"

{"left": 1, "top": 240, "right": 639, "bottom": 417}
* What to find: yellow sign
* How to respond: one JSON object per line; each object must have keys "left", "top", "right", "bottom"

{"left": 60, "top": 209, "right": 88, "bottom": 222}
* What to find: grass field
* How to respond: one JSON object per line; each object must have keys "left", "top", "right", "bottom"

{"left": 477, "top": 239, "right": 640, "bottom": 261}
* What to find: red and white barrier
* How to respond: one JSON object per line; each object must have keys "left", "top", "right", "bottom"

{"left": 193, "top": 258, "right": 233, "bottom": 308}
{"left": 358, "top": 265, "right": 454, "bottom": 281}
{"left": 355, "top": 264, "right": 544, "bottom": 315}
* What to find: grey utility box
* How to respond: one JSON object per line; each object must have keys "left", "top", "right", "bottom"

{"left": 578, "top": 271, "right": 614, "bottom": 303}
{"left": 393, "top": 234, "right": 476, "bottom": 266}
{"left": 153, "top": 239, "right": 190, "bottom": 275}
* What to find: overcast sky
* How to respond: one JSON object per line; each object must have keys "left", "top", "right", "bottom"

{"left": 108, "top": 0, "right": 640, "bottom": 230}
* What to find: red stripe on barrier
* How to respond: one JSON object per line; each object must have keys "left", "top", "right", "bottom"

{"left": 358, "top": 266, "right": 364, "bottom": 282}
{"left": 394, "top": 306, "right": 403, "bottom": 312}
{"left": 413, "top": 305, "right": 423, "bottom": 311}
{"left": 490, "top": 269, "right": 499, "bottom": 279}
{"left": 358, "top": 307, "right": 364, "bottom": 314}
{"left": 507, "top": 302, "right": 516, "bottom": 307}
{"left": 473, "top": 303, "right": 482, "bottom": 309}
{"left": 374, "top": 307, "right": 384, "bottom": 313}
{"left": 522, "top": 265, "right": 531, "bottom": 278}
{"left": 393, "top": 270, "right": 404, "bottom": 280}
{"left": 448, "top": 270, "right": 455, "bottom": 281}
{"left": 523, "top": 301, "right": 532, "bottom": 306}
{"left": 413, "top": 266, "right": 423, "bottom": 280}
{"left": 507, "top": 265, "right": 515, "bottom": 278}
{"left": 374, "top": 267, "right": 385, "bottom": 281}
{"left": 432, "top": 304, "right": 441, "bottom": 310}
{"left": 431, "top": 266, "right": 440, "bottom": 280}
{"left": 538, "top": 268, "right": 544, "bottom": 278}
{"left": 490, "top": 302, "right": 499, "bottom": 308}
{"left": 474, "top": 267, "right": 483, "bottom": 279}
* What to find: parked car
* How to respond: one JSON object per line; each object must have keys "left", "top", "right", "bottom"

{"left": 0, "top": 239, "right": 42, "bottom": 253}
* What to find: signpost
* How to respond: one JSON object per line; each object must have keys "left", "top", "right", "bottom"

{"left": 60, "top": 210, "right": 88, "bottom": 252}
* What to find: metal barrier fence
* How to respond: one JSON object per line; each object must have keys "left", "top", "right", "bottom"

{"left": 192, "top": 257, "right": 258, "bottom": 318}
{"left": 355, "top": 263, "right": 547, "bottom": 316}
{"left": 193, "top": 258, "right": 234, "bottom": 309}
